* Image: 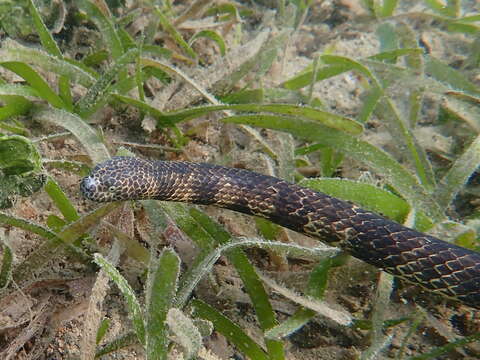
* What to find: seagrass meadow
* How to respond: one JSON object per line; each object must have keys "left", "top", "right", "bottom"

{"left": 0, "top": 0, "right": 479, "bottom": 359}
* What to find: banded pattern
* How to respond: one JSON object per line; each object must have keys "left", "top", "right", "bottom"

{"left": 80, "top": 156, "right": 480, "bottom": 309}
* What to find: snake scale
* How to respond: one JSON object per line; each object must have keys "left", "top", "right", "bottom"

{"left": 80, "top": 156, "right": 480, "bottom": 309}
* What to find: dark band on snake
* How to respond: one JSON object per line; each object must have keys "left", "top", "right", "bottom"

{"left": 80, "top": 156, "right": 480, "bottom": 309}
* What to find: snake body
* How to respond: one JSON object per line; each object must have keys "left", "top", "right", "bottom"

{"left": 80, "top": 156, "right": 480, "bottom": 309}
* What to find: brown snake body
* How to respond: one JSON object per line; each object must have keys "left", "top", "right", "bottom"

{"left": 80, "top": 156, "right": 480, "bottom": 309}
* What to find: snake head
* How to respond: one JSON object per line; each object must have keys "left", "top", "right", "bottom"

{"left": 80, "top": 173, "right": 116, "bottom": 202}
{"left": 80, "top": 156, "right": 157, "bottom": 202}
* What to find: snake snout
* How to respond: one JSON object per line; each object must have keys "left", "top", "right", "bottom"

{"left": 80, "top": 175, "right": 104, "bottom": 201}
